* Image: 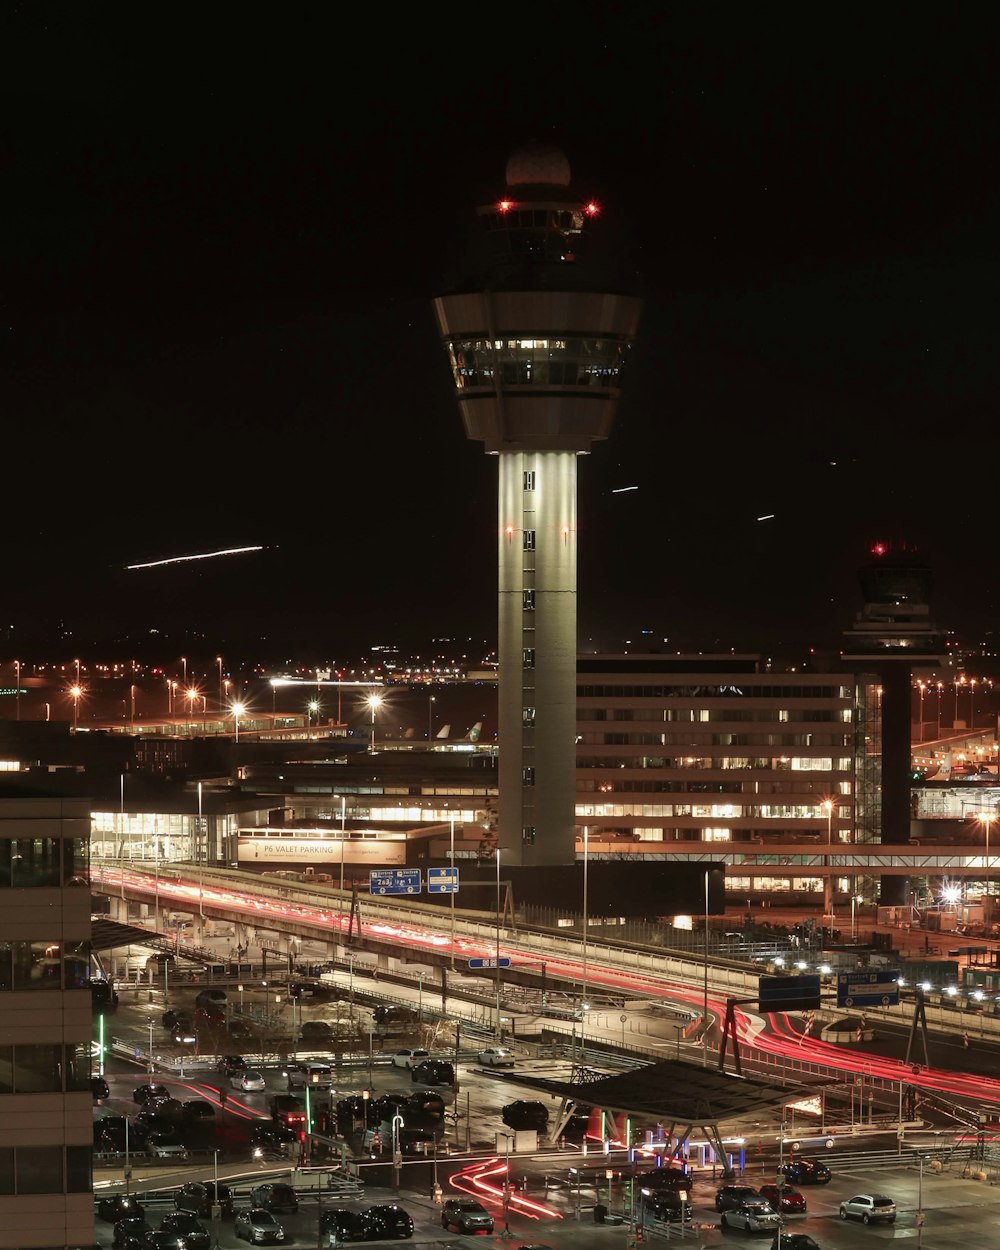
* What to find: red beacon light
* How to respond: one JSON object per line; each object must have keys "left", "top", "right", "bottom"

{"left": 871, "top": 542, "right": 888, "bottom": 557}
{"left": 498, "top": 199, "right": 514, "bottom": 214}
{"left": 584, "top": 200, "right": 600, "bottom": 217}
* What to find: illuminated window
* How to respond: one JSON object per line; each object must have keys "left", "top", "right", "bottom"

{"left": 522, "top": 707, "right": 536, "bottom": 727}
{"left": 523, "top": 649, "right": 535, "bottom": 669}
{"left": 523, "top": 530, "right": 535, "bottom": 551}
{"left": 522, "top": 590, "right": 535, "bottom": 610}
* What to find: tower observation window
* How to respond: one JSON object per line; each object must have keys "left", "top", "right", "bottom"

{"left": 522, "top": 590, "right": 535, "bottom": 610}
{"left": 523, "top": 530, "right": 535, "bottom": 551}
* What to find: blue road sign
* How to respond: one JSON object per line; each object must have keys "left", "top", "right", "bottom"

{"left": 427, "top": 867, "right": 459, "bottom": 894}
{"left": 468, "top": 957, "right": 511, "bottom": 970}
{"left": 758, "top": 974, "right": 821, "bottom": 1010}
{"left": 369, "top": 868, "right": 422, "bottom": 896}
{"left": 837, "top": 970, "right": 900, "bottom": 1009}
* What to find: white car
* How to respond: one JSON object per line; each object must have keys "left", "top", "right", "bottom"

{"left": 391, "top": 1048, "right": 430, "bottom": 1069}
{"left": 478, "top": 1047, "right": 515, "bottom": 1067}
{"left": 231, "top": 1070, "right": 267, "bottom": 1092}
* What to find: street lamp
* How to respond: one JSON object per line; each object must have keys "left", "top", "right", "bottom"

{"left": 186, "top": 686, "right": 198, "bottom": 723}
{"left": 851, "top": 893, "right": 863, "bottom": 942}
{"left": 69, "top": 684, "right": 82, "bottom": 732}
{"left": 216, "top": 655, "right": 224, "bottom": 712}
{"left": 233, "top": 701, "right": 245, "bottom": 743}
{"left": 366, "top": 691, "right": 383, "bottom": 752}
{"left": 494, "top": 847, "right": 503, "bottom": 1042}
{"left": 821, "top": 799, "right": 834, "bottom": 916}
{"left": 428, "top": 693, "right": 436, "bottom": 741}
{"left": 13, "top": 658, "right": 19, "bottom": 721}
{"left": 917, "top": 681, "right": 926, "bottom": 742}
{"left": 449, "top": 814, "right": 456, "bottom": 970}
{"left": 977, "top": 812, "right": 995, "bottom": 918}
{"left": 308, "top": 700, "right": 319, "bottom": 730}
{"left": 580, "top": 824, "right": 589, "bottom": 1060}
{"left": 338, "top": 795, "right": 347, "bottom": 893}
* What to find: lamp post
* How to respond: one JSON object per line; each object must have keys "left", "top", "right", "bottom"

{"left": 366, "top": 691, "right": 383, "bottom": 752}
{"left": 216, "top": 655, "right": 224, "bottom": 712}
{"left": 494, "top": 847, "right": 503, "bottom": 1042}
{"left": 936, "top": 682, "right": 943, "bottom": 737}
{"left": 186, "top": 686, "right": 198, "bottom": 723}
{"left": 917, "top": 681, "right": 925, "bottom": 742}
{"left": 308, "top": 700, "right": 319, "bottom": 731}
{"left": 130, "top": 683, "right": 136, "bottom": 728}
{"left": 233, "top": 701, "right": 245, "bottom": 743}
{"left": 338, "top": 795, "right": 347, "bottom": 893}
{"left": 969, "top": 678, "right": 977, "bottom": 729}
{"left": 449, "top": 814, "right": 456, "bottom": 970}
{"left": 14, "top": 659, "right": 19, "bottom": 721}
{"left": 428, "top": 693, "right": 436, "bottom": 741}
{"left": 851, "top": 893, "right": 863, "bottom": 942}
{"left": 822, "top": 799, "right": 834, "bottom": 916}
{"left": 70, "top": 684, "right": 82, "bottom": 732}
{"left": 978, "top": 812, "right": 995, "bottom": 919}
{"left": 580, "top": 824, "right": 589, "bottom": 1060}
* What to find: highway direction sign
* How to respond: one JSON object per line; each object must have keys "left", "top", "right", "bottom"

{"left": 468, "top": 957, "right": 511, "bottom": 970}
{"left": 427, "top": 867, "right": 459, "bottom": 894}
{"left": 369, "top": 868, "right": 421, "bottom": 896}
{"left": 836, "top": 969, "right": 900, "bottom": 1009}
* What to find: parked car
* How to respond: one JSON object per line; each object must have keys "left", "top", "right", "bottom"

{"left": 715, "top": 1184, "right": 763, "bottom": 1212}
{"left": 232, "top": 1070, "right": 267, "bottom": 1092}
{"left": 233, "top": 1208, "right": 286, "bottom": 1244}
{"left": 91, "top": 1074, "right": 110, "bottom": 1100}
{"left": 158, "top": 1212, "right": 211, "bottom": 1250}
{"left": 643, "top": 1190, "right": 692, "bottom": 1222}
{"left": 270, "top": 1094, "right": 307, "bottom": 1128}
{"left": 781, "top": 1158, "right": 831, "bottom": 1185}
{"left": 133, "top": 1082, "right": 171, "bottom": 1105}
{"left": 634, "top": 1169, "right": 690, "bottom": 1191}
{"left": 839, "top": 1193, "right": 896, "bottom": 1224}
{"left": 285, "top": 1061, "right": 334, "bottom": 1089}
{"left": 249, "top": 1183, "right": 299, "bottom": 1214}
{"left": 502, "top": 1100, "right": 549, "bottom": 1132}
{"left": 759, "top": 1183, "right": 807, "bottom": 1213}
{"left": 720, "top": 1199, "right": 782, "bottom": 1234}
{"left": 250, "top": 1124, "right": 298, "bottom": 1153}
{"left": 217, "top": 1054, "right": 248, "bottom": 1076}
{"left": 358, "top": 1205, "right": 414, "bottom": 1239}
{"left": 111, "top": 1218, "right": 151, "bottom": 1249}
{"left": 139, "top": 1232, "right": 186, "bottom": 1250}
{"left": 99, "top": 1195, "right": 146, "bottom": 1223}
{"left": 182, "top": 1099, "right": 216, "bottom": 1122}
{"left": 319, "top": 1207, "right": 365, "bottom": 1242}
{"left": 301, "top": 1020, "right": 335, "bottom": 1042}
{"left": 174, "top": 1181, "right": 235, "bottom": 1220}
{"left": 146, "top": 1131, "right": 188, "bottom": 1160}
{"left": 391, "top": 1048, "right": 429, "bottom": 1069}
{"left": 441, "top": 1198, "right": 494, "bottom": 1233}
{"left": 771, "top": 1235, "right": 822, "bottom": 1250}
{"left": 410, "top": 1059, "right": 454, "bottom": 1086}
{"left": 478, "top": 1046, "right": 515, "bottom": 1067}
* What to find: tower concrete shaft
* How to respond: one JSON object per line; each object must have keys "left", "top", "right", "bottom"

{"left": 433, "top": 143, "right": 642, "bottom": 865}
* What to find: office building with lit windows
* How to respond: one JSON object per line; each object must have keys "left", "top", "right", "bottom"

{"left": 0, "top": 792, "right": 95, "bottom": 1250}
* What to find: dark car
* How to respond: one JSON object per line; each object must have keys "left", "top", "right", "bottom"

{"left": 140, "top": 1233, "right": 186, "bottom": 1250}
{"left": 217, "top": 1054, "right": 248, "bottom": 1076}
{"left": 250, "top": 1124, "right": 298, "bottom": 1153}
{"left": 502, "top": 1100, "right": 549, "bottom": 1132}
{"left": 91, "top": 1074, "right": 111, "bottom": 1100}
{"left": 635, "top": 1168, "right": 690, "bottom": 1191}
{"left": 249, "top": 1183, "right": 299, "bottom": 1214}
{"left": 133, "top": 1082, "right": 171, "bottom": 1105}
{"left": 162, "top": 1009, "right": 193, "bottom": 1031}
{"left": 319, "top": 1207, "right": 365, "bottom": 1242}
{"left": 771, "top": 1235, "right": 822, "bottom": 1250}
{"left": 182, "top": 1099, "right": 216, "bottom": 1122}
{"left": 359, "top": 1205, "right": 414, "bottom": 1239}
{"left": 759, "top": 1183, "right": 807, "bottom": 1213}
{"left": 407, "top": 1090, "right": 446, "bottom": 1123}
{"left": 99, "top": 1195, "right": 146, "bottom": 1223}
{"left": 301, "top": 1020, "right": 335, "bottom": 1042}
{"left": 441, "top": 1198, "right": 494, "bottom": 1233}
{"left": 781, "top": 1158, "right": 831, "bottom": 1185}
{"left": 715, "top": 1184, "right": 763, "bottom": 1212}
{"left": 174, "top": 1181, "right": 235, "bottom": 1220}
{"left": 159, "top": 1212, "right": 211, "bottom": 1250}
{"left": 336, "top": 1095, "right": 372, "bottom": 1131}
{"left": 410, "top": 1059, "right": 454, "bottom": 1086}
{"left": 112, "top": 1218, "right": 151, "bottom": 1249}
{"left": 644, "top": 1190, "right": 692, "bottom": 1223}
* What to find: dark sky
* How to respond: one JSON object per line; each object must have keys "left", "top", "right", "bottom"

{"left": 4, "top": 5, "right": 998, "bottom": 665}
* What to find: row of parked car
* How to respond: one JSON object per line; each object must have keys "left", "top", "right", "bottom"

{"left": 97, "top": 1189, "right": 416, "bottom": 1247}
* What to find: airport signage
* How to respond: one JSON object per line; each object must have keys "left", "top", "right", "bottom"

{"left": 369, "top": 868, "right": 421, "bottom": 896}
{"left": 468, "top": 957, "right": 511, "bottom": 969}
{"left": 836, "top": 970, "right": 900, "bottom": 1009}
{"left": 758, "top": 974, "right": 821, "bottom": 1010}
{"left": 427, "top": 867, "right": 459, "bottom": 894}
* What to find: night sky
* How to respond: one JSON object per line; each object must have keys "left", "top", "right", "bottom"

{"left": 4, "top": 6, "right": 998, "bottom": 665}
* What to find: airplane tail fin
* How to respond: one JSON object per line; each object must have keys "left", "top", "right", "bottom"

{"left": 436, "top": 724, "right": 451, "bottom": 740}
{"left": 466, "top": 721, "right": 482, "bottom": 742}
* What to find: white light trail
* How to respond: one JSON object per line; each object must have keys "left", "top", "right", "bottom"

{"left": 611, "top": 485, "right": 639, "bottom": 494}
{"left": 126, "top": 545, "right": 263, "bottom": 570}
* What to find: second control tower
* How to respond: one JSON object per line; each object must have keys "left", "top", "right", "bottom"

{"left": 433, "top": 143, "right": 643, "bottom": 866}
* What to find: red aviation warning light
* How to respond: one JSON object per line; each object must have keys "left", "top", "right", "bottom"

{"left": 871, "top": 542, "right": 888, "bottom": 557}
{"left": 498, "top": 199, "right": 514, "bottom": 213}
{"left": 584, "top": 200, "right": 600, "bottom": 217}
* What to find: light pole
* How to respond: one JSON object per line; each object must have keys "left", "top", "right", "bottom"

{"left": 417, "top": 971, "right": 426, "bottom": 1021}
{"left": 494, "top": 847, "right": 503, "bottom": 1042}
{"left": 936, "top": 682, "right": 943, "bottom": 737}
{"left": 70, "top": 684, "right": 82, "bottom": 732}
{"left": 308, "top": 700, "right": 319, "bottom": 731}
{"left": 978, "top": 812, "right": 995, "bottom": 919}
{"left": 147, "top": 1016, "right": 154, "bottom": 1074}
{"left": 449, "top": 814, "right": 456, "bottom": 970}
{"left": 703, "top": 866, "right": 710, "bottom": 1068}
{"left": 580, "top": 824, "right": 589, "bottom": 1060}
{"left": 14, "top": 659, "right": 19, "bottom": 721}
{"left": 428, "top": 693, "right": 436, "bottom": 741}
{"left": 130, "top": 683, "right": 136, "bottom": 728}
{"left": 851, "top": 893, "right": 863, "bottom": 942}
{"left": 216, "top": 655, "right": 224, "bottom": 713}
{"left": 187, "top": 686, "right": 198, "bottom": 723}
{"left": 969, "top": 678, "right": 977, "bottom": 729}
{"left": 338, "top": 795, "right": 347, "bottom": 893}
{"left": 917, "top": 681, "right": 925, "bottom": 741}
{"left": 233, "top": 701, "right": 245, "bottom": 743}
{"left": 367, "top": 691, "right": 383, "bottom": 752}
{"left": 822, "top": 799, "right": 834, "bottom": 916}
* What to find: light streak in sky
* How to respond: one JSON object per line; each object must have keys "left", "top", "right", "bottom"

{"left": 612, "top": 485, "right": 639, "bottom": 493}
{"left": 757, "top": 514, "right": 775, "bottom": 521}
{"left": 126, "top": 545, "right": 263, "bottom": 570}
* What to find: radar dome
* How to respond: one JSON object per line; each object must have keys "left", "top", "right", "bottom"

{"left": 505, "top": 142, "right": 571, "bottom": 189}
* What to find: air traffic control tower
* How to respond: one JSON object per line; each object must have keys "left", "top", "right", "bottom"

{"left": 432, "top": 143, "right": 643, "bottom": 866}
